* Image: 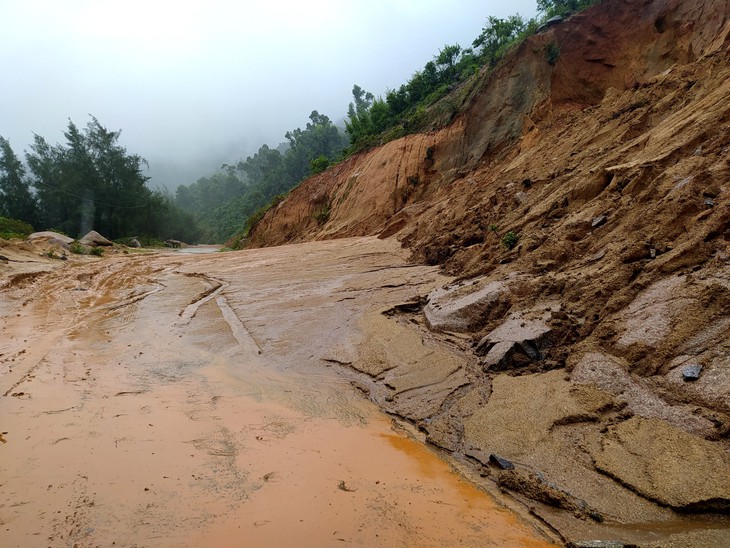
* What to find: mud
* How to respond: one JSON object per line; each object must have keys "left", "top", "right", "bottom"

{"left": 1, "top": 238, "right": 554, "bottom": 547}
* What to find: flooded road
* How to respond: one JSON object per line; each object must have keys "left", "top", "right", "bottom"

{"left": 1, "top": 237, "right": 553, "bottom": 547}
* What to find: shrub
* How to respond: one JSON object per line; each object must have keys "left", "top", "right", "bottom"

{"left": 545, "top": 41, "right": 560, "bottom": 65}
{"left": 501, "top": 231, "right": 520, "bottom": 249}
{"left": 90, "top": 246, "right": 104, "bottom": 256}
{"left": 0, "top": 216, "right": 34, "bottom": 239}
{"left": 70, "top": 242, "right": 86, "bottom": 254}
{"left": 313, "top": 203, "right": 331, "bottom": 225}
{"left": 310, "top": 155, "right": 330, "bottom": 175}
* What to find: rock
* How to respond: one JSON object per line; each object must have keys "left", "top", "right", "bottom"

{"left": 591, "top": 214, "right": 607, "bottom": 228}
{"left": 165, "top": 239, "right": 183, "bottom": 248}
{"left": 129, "top": 238, "right": 141, "bottom": 248}
{"left": 79, "top": 230, "right": 113, "bottom": 246}
{"left": 476, "top": 313, "right": 551, "bottom": 371}
{"left": 537, "top": 15, "right": 563, "bottom": 33}
{"left": 704, "top": 197, "right": 715, "bottom": 207}
{"left": 567, "top": 541, "right": 636, "bottom": 548}
{"left": 424, "top": 279, "right": 509, "bottom": 333}
{"left": 48, "top": 238, "right": 71, "bottom": 251}
{"left": 464, "top": 447, "right": 491, "bottom": 466}
{"left": 682, "top": 364, "right": 702, "bottom": 381}
{"left": 489, "top": 453, "right": 515, "bottom": 470}
{"left": 590, "top": 417, "right": 730, "bottom": 511}
{"left": 498, "top": 468, "right": 600, "bottom": 520}
{"left": 28, "top": 231, "right": 74, "bottom": 245}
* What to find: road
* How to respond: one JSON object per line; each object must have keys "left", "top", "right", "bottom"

{"left": 1, "top": 237, "right": 552, "bottom": 547}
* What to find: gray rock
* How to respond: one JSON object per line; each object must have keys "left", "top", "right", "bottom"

{"left": 682, "top": 364, "right": 702, "bottom": 381}
{"left": 424, "top": 279, "right": 508, "bottom": 333}
{"left": 704, "top": 197, "right": 714, "bottom": 207}
{"left": 48, "top": 238, "right": 71, "bottom": 251}
{"left": 79, "top": 230, "right": 113, "bottom": 246}
{"left": 489, "top": 453, "right": 515, "bottom": 470}
{"left": 129, "top": 238, "right": 141, "bottom": 248}
{"left": 591, "top": 214, "right": 607, "bottom": 228}
{"left": 477, "top": 315, "right": 551, "bottom": 371}
{"left": 28, "top": 231, "right": 74, "bottom": 245}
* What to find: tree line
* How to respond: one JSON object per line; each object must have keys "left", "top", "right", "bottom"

{"left": 0, "top": 117, "right": 199, "bottom": 243}
{"left": 0, "top": 0, "right": 597, "bottom": 246}
{"left": 344, "top": 0, "right": 598, "bottom": 151}
{"left": 177, "top": 0, "right": 598, "bottom": 245}
{"left": 174, "top": 110, "right": 348, "bottom": 243}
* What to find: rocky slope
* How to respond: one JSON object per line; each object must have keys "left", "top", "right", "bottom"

{"left": 247, "top": 0, "right": 730, "bottom": 544}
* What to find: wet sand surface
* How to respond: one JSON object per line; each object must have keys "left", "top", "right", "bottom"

{"left": 1, "top": 237, "right": 553, "bottom": 547}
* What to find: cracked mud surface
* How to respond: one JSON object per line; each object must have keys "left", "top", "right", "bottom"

{"left": 1, "top": 238, "right": 553, "bottom": 547}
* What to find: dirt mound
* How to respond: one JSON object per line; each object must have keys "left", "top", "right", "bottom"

{"left": 245, "top": 0, "right": 730, "bottom": 543}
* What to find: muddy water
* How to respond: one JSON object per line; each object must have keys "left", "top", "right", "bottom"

{"left": 1, "top": 238, "right": 553, "bottom": 547}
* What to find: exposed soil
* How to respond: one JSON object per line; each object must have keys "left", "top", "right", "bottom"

{"left": 241, "top": 0, "right": 730, "bottom": 545}
{"left": 1, "top": 239, "right": 555, "bottom": 547}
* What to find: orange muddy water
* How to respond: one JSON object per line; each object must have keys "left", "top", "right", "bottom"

{"left": 1, "top": 237, "right": 553, "bottom": 547}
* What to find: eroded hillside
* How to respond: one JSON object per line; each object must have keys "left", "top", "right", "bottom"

{"left": 247, "top": 0, "right": 730, "bottom": 544}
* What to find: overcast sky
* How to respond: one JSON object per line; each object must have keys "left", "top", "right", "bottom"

{"left": 1, "top": 0, "right": 537, "bottom": 190}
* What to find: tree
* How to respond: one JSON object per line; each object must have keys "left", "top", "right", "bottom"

{"left": 537, "top": 0, "right": 597, "bottom": 17}
{"left": 0, "top": 136, "right": 37, "bottom": 226}
{"left": 435, "top": 44, "right": 462, "bottom": 83}
{"left": 25, "top": 116, "right": 184, "bottom": 240}
{"left": 472, "top": 15, "right": 527, "bottom": 67}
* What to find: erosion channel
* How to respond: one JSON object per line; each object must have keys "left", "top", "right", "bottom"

{"left": 2, "top": 238, "right": 553, "bottom": 547}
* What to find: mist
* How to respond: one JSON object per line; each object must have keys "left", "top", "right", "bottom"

{"left": 1, "top": 0, "right": 537, "bottom": 190}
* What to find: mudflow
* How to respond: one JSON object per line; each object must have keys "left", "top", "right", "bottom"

{"left": 3, "top": 0, "right": 730, "bottom": 546}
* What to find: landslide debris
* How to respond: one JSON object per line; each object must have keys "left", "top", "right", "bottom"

{"left": 246, "top": 0, "right": 730, "bottom": 544}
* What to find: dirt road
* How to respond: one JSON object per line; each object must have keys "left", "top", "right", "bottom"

{"left": 1, "top": 238, "right": 553, "bottom": 547}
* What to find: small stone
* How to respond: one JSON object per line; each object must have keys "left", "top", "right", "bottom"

{"left": 489, "top": 453, "right": 515, "bottom": 470}
{"left": 682, "top": 364, "right": 702, "bottom": 381}
{"left": 704, "top": 197, "right": 715, "bottom": 208}
{"left": 591, "top": 214, "right": 607, "bottom": 228}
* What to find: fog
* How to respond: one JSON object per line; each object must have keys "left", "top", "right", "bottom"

{"left": 1, "top": 0, "right": 537, "bottom": 190}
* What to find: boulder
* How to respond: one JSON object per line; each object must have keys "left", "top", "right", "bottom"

{"left": 476, "top": 313, "right": 552, "bottom": 371}
{"left": 79, "top": 230, "right": 113, "bottom": 246}
{"left": 48, "top": 238, "right": 71, "bottom": 251}
{"left": 423, "top": 278, "right": 509, "bottom": 333}
{"left": 129, "top": 238, "right": 142, "bottom": 248}
{"left": 28, "top": 231, "right": 74, "bottom": 245}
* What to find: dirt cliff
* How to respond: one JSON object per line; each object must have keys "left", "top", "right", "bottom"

{"left": 247, "top": 0, "right": 730, "bottom": 544}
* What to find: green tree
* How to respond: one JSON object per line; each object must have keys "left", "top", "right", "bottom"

{"left": 0, "top": 136, "right": 37, "bottom": 226}
{"left": 472, "top": 15, "right": 527, "bottom": 67}
{"left": 25, "top": 116, "right": 195, "bottom": 241}
{"left": 537, "top": 0, "right": 597, "bottom": 17}
{"left": 435, "top": 44, "right": 462, "bottom": 83}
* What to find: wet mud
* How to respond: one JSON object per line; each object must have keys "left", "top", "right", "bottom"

{"left": 1, "top": 238, "right": 553, "bottom": 547}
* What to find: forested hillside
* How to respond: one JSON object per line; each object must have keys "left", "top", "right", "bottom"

{"left": 174, "top": 111, "right": 347, "bottom": 243}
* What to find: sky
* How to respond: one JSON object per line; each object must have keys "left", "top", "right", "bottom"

{"left": 1, "top": 0, "right": 537, "bottom": 190}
